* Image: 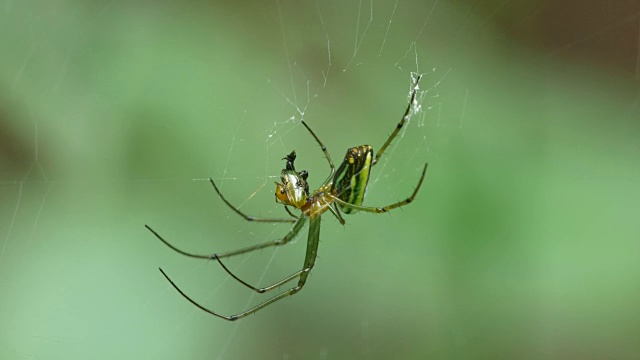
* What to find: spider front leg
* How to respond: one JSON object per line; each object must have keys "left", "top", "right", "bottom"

{"left": 145, "top": 215, "right": 307, "bottom": 262}
{"left": 158, "top": 216, "right": 322, "bottom": 321}
{"left": 210, "top": 179, "right": 296, "bottom": 223}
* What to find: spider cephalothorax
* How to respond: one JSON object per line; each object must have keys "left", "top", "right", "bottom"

{"left": 146, "top": 74, "right": 427, "bottom": 320}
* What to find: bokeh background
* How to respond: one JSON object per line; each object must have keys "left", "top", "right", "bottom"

{"left": 1, "top": 1, "right": 639, "bottom": 359}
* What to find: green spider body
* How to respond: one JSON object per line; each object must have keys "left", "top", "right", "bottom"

{"left": 275, "top": 146, "right": 375, "bottom": 219}
{"left": 332, "top": 145, "right": 374, "bottom": 214}
{"left": 147, "top": 74, "right": 427, "bottom": 320}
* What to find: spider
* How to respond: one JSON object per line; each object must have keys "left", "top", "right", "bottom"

{"left": 145, "top": 74, "right": 428, "bottom": 321}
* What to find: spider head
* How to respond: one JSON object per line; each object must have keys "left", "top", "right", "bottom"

{"left": 275, "top": 151, "right": 309, "bottom": 208}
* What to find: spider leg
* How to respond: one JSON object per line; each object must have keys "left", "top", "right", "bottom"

{"left": 283, "top": 206, "right": 299, "bottom": 219}
{"left": 373, "top": 74, "right": 423, "bottom": 166}
{"left": 327, "top": 203, "right": 345, "bottom": 225}
{"left": 213, "top": 255, "right": 307, "bottom": 294}
{"left": 146, "top": 225, "right": 210, "bottom": 260}
{"left": 145, "top": 215, "right": 307, "bottom": 261}
{"left": 215, "top": 215, "right": 306, "bottom": 259}
{"left": 158, "top": 216, "right": 322, "bottom": 321}
{"left": 331, "top": 162, "right": 428, "bottom": 213}
{"left": 210, "top": 179, "right": 296, "bottom": 223}
{"left": 301, "top": 121, "right": 336, "bottom": 182}
{"left": 159, "top": 267, "right": 306, "bottom": 321}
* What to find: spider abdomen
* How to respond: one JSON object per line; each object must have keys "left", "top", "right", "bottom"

{"left": 332, "top": 145, "right": 374, "bottom": 214}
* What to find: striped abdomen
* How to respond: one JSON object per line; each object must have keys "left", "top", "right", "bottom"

{"left": 332, "top": 145, "right": 373, "bottom": 214}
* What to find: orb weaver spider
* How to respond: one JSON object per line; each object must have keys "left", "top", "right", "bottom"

{"left": 145, "top": 74, "right": 428, "bottom": 320}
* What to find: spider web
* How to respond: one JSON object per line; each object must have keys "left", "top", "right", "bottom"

{"left": 1, "top": 1, "right": 640, "bottom": 359}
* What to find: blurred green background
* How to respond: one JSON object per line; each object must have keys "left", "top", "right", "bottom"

{"left": 1, "top": 1, "right": 639, "bottom": 359}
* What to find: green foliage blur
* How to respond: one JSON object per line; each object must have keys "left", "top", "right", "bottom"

{"left": 1, "top": 1, "right": 639, "bottom": 359}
